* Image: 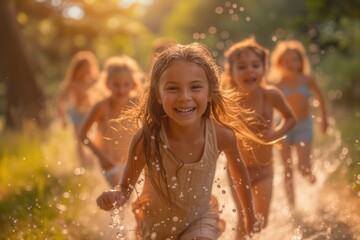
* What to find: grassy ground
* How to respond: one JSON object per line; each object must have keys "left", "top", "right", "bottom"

{"left": 327, "top": 105, "right": 360, "bottom": 194}
{"left": 0, "top": 104, "right": 359, "bottom": 239}
{"left": 0, "top": 121, "right": 119, "bottom": 239}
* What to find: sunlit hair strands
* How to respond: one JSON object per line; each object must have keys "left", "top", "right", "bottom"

{"left": 117, "top": 42, "right": 260, "bottom": 205}
{"left": 268, "top": 39, "right": 312, "bottom": 84}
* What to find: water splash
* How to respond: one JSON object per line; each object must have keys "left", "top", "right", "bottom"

{"left": 212, "top": 117, "right": 360, "bottom": 239}
{"left": 109, "top": 206, "right": 127, "bottom": 239}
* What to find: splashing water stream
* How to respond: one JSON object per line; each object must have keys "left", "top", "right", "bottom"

{"left": 100, "top": 117, "right": 360, "bottom": 239}
{"left": 212, "top": 117, "right": 360, "bottom": 239}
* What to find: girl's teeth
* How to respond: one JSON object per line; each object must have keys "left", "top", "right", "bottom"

{"left": 176, "top": 108, "right": 194, "bottom": 113}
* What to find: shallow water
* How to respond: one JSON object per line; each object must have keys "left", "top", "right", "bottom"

{"left": 86, "top": 118, "right": 360, "bottom": 239}
{"left": 213, "top": 118, "right": 360, "bottom": 240}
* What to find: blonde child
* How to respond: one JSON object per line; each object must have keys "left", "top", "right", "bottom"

{"left": 96, "top": 43, "right": 261, "bottom": 239}
{"left": 80, "top": 55, "right": 143, "bottom": 187}
{"left": 222, "top": 38, "right": 296, "bottom": 238}
{"left": 269, "top": 40, "right": 328, "bottom": 208}
{"left": 57, "top": 50, "right": 102, "bottom": 168}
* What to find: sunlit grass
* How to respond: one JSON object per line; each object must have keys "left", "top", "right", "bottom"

{"left": 337, "top": 109, "right": 360, "bottom": 194}
{"left": 0, "top": 123, "right": 95, "bottom": 239}
{"left": 323, "top": 105, "right": 360, "bottom": 195}
{"left": 0, "top": 104, "right": 359, "bottom": 239}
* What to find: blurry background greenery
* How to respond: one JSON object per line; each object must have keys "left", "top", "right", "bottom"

{"left": 0, "top": 0, "right": 359, "bottom": 203}
{"left": 1, "top": 0, "right": 360, "bottom": 119}
{"left": 0, "top": 0, "right": 359, "bottom": 238}
{"left": 2, "top": 0, "right": 358, "bottom": 181}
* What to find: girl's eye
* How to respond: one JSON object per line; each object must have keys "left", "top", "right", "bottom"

{"left": 237, "top": 65, "right": 246, "bottom": 70}
{"left": 166, "top": 86, "right": 177, "bottom": 91}
{"left": 191, "top": 85, "right": 203, "bottom": 90}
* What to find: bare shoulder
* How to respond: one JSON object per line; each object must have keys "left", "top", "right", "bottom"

{"left": 262, "top": 85, "right": 284, "bottom": 101}
{"left": 213, "top": 119, "right": 236, "bottom": 151}
{"left": 91, "top": 98, "right": 108, "bottom": 115}
{"left": 131, "top": 128, "right": 145, "bottom": 152}
{"left": 304, "top": 74, "right": 316, "bottom": 84}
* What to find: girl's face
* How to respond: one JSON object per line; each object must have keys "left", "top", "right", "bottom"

{"left": 74, "top": 62, "right": 91, "bottom": 81}
{"left": 230, "top": 50, "right": 265, "bottom": 92}
{"left": 279, "top": 49, "right": 302, "bottom": 74}
{"left": 157, "top": 61, "right": 209, "bottom": 127}
{"left": 107, "top": 71, "right": 135, "bottom": 100}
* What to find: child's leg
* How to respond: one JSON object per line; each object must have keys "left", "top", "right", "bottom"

{"left": 295, "top": 141, "right": 316, "bottom": 184}
{"left": 279, "top": 141, "right": 295, "bottom": 208}
{"left": 251, "top": 174, "right": 273, "bottom": 227}
{"left": 226, "top": 168, "right": 247, "bottom": 239}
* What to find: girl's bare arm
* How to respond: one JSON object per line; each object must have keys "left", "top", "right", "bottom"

{"left": 215, "top": 122, "right": 258, "bottom": 234}
{"left": 266, "top": 87, "right": 296, "bottom": 142}
{"left": 307, "top": 75, "right": 328, "bottom": 132}
{"left": 57, "top": 85, "right": 71, "bottom": 127}
{"left": 97, "top": 130, "right": 146, "bottom": 210}
{"left": 117, "top": 130, "right": 146, "bottom": 196}
{"left": 80, "top": 102, "right": 116, "bottom": 165}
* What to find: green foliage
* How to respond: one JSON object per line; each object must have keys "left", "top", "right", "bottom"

{"left": 5, "top": 0, "right": 154, "bottom": 100}
{"left": 0, "top": 129, "right": 94, "bottom": 239}
{"left": 317, "top": 20, "right": 360, "bottom": 105}
{"left": 332, "top": 107, "right": 360, "bottom": 194}
{"left": 162, "top": 0, "right": 308, "bottom": 55}
{"left": 306, "top": 0, "right": 360, "bottom": 21}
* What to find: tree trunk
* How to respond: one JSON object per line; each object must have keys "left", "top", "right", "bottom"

{"left": 0, "top": 1, "right": 48, "bottom": 130}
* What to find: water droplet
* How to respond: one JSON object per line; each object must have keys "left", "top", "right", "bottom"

{"left": 150, "top": 232, "right": 157, "bottom": 239}
{"left": 291, "top": 227, "right": 303, "bottom": 240}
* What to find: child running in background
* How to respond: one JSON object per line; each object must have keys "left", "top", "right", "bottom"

{"left": 222, "top": 37, "right": 296, "bottom": 238}
{"left": 57, "top": 50, "right": 103, "bottom": 168}
{"left": 269, "top": 40, "right": 328, "bottom": 208}
{"left": 97, "top": 43, "right": 261, "bottom": 239}
{"left": 80, "top": 55, "right": 143, "bottom": 187}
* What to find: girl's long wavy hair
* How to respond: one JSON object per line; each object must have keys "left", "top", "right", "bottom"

{"left": 60, "top": 51, "right": 99, "bottom": 89}
{"left": 119, "top": 42, "right": 259, "bottom": 205}
{"left": 268, "top": 39, "right": 312, "bottom": 84}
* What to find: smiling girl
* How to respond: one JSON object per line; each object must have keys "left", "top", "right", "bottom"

{"left": 222, "top": 37, "right": 296, "bottom": 238}
{"left": 96, "top": 43, "right": 261, "bottom": 239}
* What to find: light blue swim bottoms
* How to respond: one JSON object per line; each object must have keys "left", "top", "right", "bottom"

{"left": 68, "top": 109, "right": 87, "bottom": 127}
{"left": 285, "top": 117, "right": 313, "bottom": 144}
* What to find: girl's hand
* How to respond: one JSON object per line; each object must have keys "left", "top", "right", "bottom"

{"left": 321, "top": 118, "right": 328, "bottom": 133}
{"left": 61, "top": 118, "right": 68, "bottom": 128}
{"left": 96, "top": 190, "right": 127, "bottom": 211}
{"left": 259, "top": 129, "right": 274, "bottom": 142}
{"left": 259, "top": 129, "right": 285, "bottom": 144}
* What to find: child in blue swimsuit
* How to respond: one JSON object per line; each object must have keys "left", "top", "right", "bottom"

{"left": 269, "top": 40, "right": 328, "bottom": 209}
{"left": 57, "top": 51, "right": 103, "bottom": 168}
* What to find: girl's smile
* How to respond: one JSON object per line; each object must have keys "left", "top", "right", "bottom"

{"left": 231, "top": 50, "right": 265, "bottom": 91}
{"left": 157, "top": 61, "right": 209, "bottom": 127}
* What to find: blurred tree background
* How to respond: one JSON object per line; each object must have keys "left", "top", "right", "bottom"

{"left": 0, "top": 0, "right": 359, "bottom": 182}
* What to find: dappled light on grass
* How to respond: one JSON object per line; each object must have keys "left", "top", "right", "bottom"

{"left": 87, "top": 115, "right": 360, "bottom": 239}
{"left": 1, "top": 117, "right": 359, "bottom": 239}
